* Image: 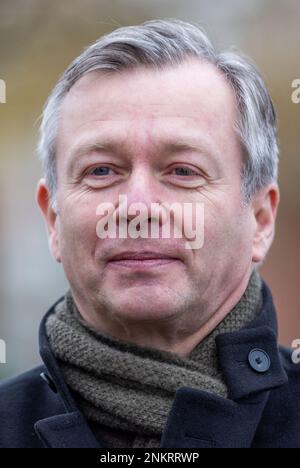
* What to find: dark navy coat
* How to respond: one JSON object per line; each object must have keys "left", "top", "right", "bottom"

{"left": 0, "top": 281, "right": 299, "bottom": 448}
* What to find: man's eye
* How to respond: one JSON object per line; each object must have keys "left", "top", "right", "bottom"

{"left": 172, "top": 167, "right": 200, "bottom": 176}
{"left": 89, "top": 166, "right": 113, "bottom": 176}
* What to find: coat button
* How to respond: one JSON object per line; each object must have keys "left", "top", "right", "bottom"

{"left": 248, "top": 349, "right": 271, "bottom": 373}
{"left": 40, "top": 372, "right": 58, "bottom": 393}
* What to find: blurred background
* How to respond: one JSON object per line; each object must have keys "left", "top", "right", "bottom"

{"left": 0, "top": 0, "right": 299, "bottom": 379}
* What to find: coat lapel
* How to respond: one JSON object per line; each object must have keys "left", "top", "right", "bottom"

{"left": 160, "top": 387, "right": 270, "bottom": 448}
{"left": 34, "top": 411, "right": 102, "bottom": 448}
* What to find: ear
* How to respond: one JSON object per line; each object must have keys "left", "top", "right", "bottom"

{"left": 36, "top": 178, "right": 61, "bottom": 263}
{"left": 252, "top": 183, "right": 280, "bottom": 264}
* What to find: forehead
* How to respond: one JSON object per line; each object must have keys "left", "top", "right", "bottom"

{"left": 56, "top": 58, "right": 239, "bottom": 160}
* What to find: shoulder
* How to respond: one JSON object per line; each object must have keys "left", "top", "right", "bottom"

{"left": 0, "top": 366, "right": 65, "bottom": 448}
{"left": 0, "top": 365, "right": 54, "bottom": 407}
{"left": 279, "top": 344, "right": 300, "bottom": 379}
{"left": 278, "top": 345, "right": 300, "bottom": 396}
{"left": 0, "top": 365, "right": 44, "bottom": 394}
{"left": 269, "top": 345, "right": 300, "bottom": 403}
{"left": 254, "top": 345, "right": 300, "bottom": 447}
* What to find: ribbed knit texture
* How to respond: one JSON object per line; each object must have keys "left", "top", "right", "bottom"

{"left": 46, "top": 270, "right": 262, "bottom": 448}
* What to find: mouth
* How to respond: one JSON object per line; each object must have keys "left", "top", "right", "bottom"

{"left": 107, "top": 251, "right": 182, "bottom": 270}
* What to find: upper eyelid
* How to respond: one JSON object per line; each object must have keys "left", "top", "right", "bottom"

{"left": 82, "top": 163, "right": 206, "bottom": 178}
{"left": 168, "top": 165, "right": 207, "bottom": 178}
{"left": 170, "top": 166, "right": 201, "bottom": 174}
{"left": 86, "top": 164, "right": 117, "bottom": 174}
{"left": 85, "top": 164, "right": 200, "bottom": 172}
{"left": 89, "top": 166, "right": 113, "bottom": 171}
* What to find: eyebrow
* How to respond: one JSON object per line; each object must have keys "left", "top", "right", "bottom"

{"left": 68, "top": 135, "right": 218, "bottom": 172}
{"left": 162, "top": 139, "right": 215, "bottom": 158}
{"left": 70, "top": 138, "right": 123, "bottom": 157}
{"left": 68, "top": 140, "right": 125, "bottom": 173}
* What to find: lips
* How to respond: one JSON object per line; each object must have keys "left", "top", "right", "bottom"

{"left": 109, "top": 251, "right": 179, "bottom": 261}
{"left": 107, "top": 250, "right": 182, "bottom": 269}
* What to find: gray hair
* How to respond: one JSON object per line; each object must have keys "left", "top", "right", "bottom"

{"left": 37, "top": 18, "right": 279, "bottom": 209}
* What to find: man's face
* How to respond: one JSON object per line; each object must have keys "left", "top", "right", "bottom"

{"left": 40, "top": 59, "right": 261, "bottom": 332}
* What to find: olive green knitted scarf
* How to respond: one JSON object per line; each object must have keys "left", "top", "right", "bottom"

{"left": 46, "top": 270, "right": 262, "bottom": 448}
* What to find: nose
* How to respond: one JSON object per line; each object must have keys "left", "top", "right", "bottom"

{"left": 127, "top": 165, "right": 158, "bottom": 203}
{"left": 116, "top": 165, "right": 164, "bottom": 226}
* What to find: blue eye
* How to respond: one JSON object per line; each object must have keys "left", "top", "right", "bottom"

{"left": 173, "top": 167, "right": 199, "bottom": 176}
{"left": 91, "top": 167, "right": 111, "bottom": 176}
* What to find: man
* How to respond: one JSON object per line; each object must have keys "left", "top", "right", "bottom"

{"left": 0, "top": 18, "right": 299, "bottom": 448}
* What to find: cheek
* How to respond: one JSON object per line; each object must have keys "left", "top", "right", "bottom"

{"left": 202, "top": 204, "right": 252, "bottom": 256}
{"left": 59, "top": 202, "right": 99, "bottom": 260}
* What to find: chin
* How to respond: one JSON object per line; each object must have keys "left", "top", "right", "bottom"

{"left": 113, "top": 299, "right": 178, "bottom": 321}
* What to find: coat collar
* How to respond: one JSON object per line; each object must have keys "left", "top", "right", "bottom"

{"left": 215, "top": 280, "right": 288, "bottom": 400}
{"left": 36, "top": 279, "right": 288, "bottom": 448}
